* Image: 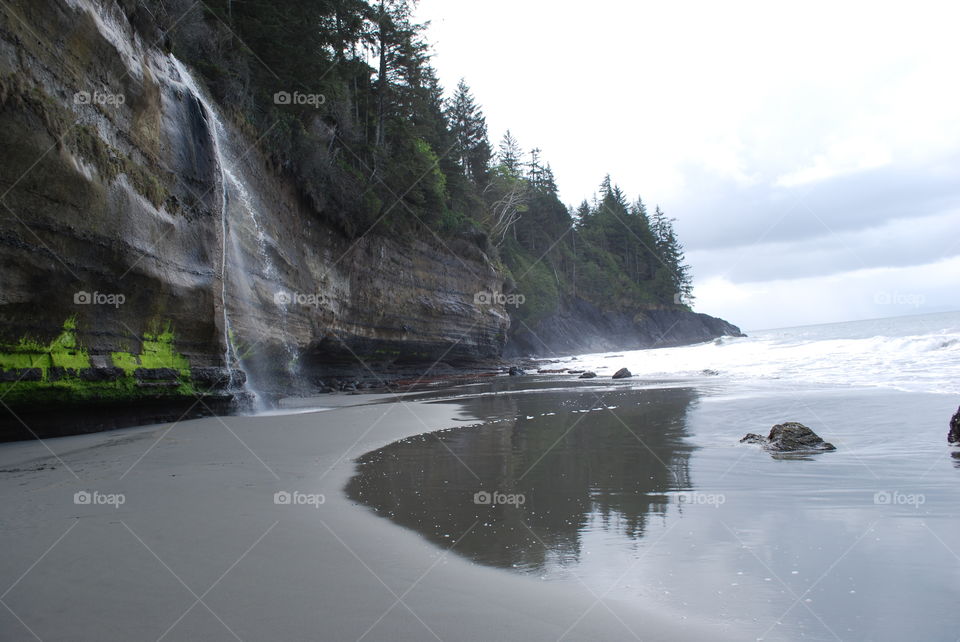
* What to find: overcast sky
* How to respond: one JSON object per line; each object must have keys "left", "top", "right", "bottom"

{"left": 416, "top": 0, "right": 960, "bottom": 330}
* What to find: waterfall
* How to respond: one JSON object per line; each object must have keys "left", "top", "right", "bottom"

{"left": 215, "top": 143, "right": 241, "bottom": 391}
{"left": 170, "top": 56, "right": 300, "bottom": 408}
{"left": 220, "top": 166, "right": 302, "bottom": 374}
{"left": 169, "top": 57, "right": 247, "bottom": 396}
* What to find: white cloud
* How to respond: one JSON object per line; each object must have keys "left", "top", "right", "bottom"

{"left": 417, "top": 0, "right": 960, "bottom": 327}
{"left": 686, "top": 208, "right": 960, "bottom": 282}
{"left": 695, "top": 255, "right": 960, "bottom": 331}
{"left": 775, "top": 137, "right": 893, "bottom": 188}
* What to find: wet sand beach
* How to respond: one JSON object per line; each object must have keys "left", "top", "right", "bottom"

{"left": 348, "top": 378, "right": 960, "bottom": 641}
{"left": 3, "top": 367, "right": 959, "bottom": 641}
{"left": 0, "top": 388, "right": 727, "bottom": 641}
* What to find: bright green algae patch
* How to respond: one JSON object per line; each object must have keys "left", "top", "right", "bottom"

{"left": 111, "top": 326, "right": 192, "bottom": 378}
{"left": 0, "top": 318, "right": 199, "bottom": 405}
{"left": 3, "top": 317, "right": 90, "bottom": 371}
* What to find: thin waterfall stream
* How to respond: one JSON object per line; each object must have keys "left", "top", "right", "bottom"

{"left": 170, "top": 56, "right": 301, "bottom": 409}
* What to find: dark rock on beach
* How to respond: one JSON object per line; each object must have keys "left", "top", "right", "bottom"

{"left": 578, "top": 371, "right": 597, "bottom": 379}
{"left": 508, "top": 366, "right": 525, "bottom": 376}
{"left": 949, "top": 406, "right": 960, "bottom": 444}
{"left": 741, "top": 422, "right": 836, "bottom": 453}
{"left": 192, "top": 367, "right": 247, "bottom": 390}
{"left": 612, "top": 367, "right": 632, "bottom": 379}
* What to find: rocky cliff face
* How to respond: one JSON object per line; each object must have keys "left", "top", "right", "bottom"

{"left": 505, "top": 296, "right": 743, "bottom": 357}
{"left": 0, "top": 0, "right": 738, "bottom": 438}
{"left": 0, "top": 0, "right": 507, "bottom": 433}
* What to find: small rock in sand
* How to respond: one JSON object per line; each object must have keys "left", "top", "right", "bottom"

{"left": 612, "top": 367, "right": 632, "bottom": 379}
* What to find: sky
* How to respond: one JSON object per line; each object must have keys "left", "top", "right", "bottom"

{"left": 415, "top": 0, "right": 960, "bottom": 330}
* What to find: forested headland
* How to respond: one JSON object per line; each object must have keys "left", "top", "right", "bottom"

{"left": 160, "top": 0, "right": 694, "bottom": 331}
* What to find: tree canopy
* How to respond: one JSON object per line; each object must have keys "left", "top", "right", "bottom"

{"left": 159, "top": 0, "right": 694, "bottom": 326}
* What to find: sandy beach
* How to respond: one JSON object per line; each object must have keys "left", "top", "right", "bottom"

{"left": 0, "top": 391, "right": 728, "bottom": 641}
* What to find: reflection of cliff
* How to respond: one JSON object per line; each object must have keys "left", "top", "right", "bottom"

{"left": 346, "top": 386, "right": 698, "bottom": 571}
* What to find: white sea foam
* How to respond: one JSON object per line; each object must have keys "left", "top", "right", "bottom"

{"left": 561, "top": 311, "right": 960, "bottom": 394}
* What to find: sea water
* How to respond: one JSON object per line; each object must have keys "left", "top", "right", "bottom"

{"left": 350, "top": 311, "right": 960, "bottom": 641}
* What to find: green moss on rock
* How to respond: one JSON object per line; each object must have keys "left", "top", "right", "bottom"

{"left": 0, "top": 318, "right": 200, "bottom": 406}
{"left": 1, "top": 317, "right": 91, "bottom": 373}
{"left": 111, "top": 324, "right": 191, "bottom": 377}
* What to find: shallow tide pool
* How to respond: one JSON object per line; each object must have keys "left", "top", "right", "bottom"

{"left": 348, "top": 378, "right": 960, "bottom": 641}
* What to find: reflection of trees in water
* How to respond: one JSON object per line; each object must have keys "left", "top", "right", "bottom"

{"left": 346, "top": 387, "right": 698, "bottom": 572}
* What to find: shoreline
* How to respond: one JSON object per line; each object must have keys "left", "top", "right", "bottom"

{"left": 0, "top": 329, "right": 742, "bottom": 443}
{"left": 0, "top": 385, "right": 731, "bottom": 641}
{"left": 0, "top": 362, "right": 525, "bottom": 443}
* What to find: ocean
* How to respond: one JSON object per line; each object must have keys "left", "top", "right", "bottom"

{"left": 349, "top": 310, "right": 960, "bottom": 641}
{"left": 567, "top": 310, "right": 960, "bottom": 395}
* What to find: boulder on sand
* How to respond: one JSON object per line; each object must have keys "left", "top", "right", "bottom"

{"left": 612, "top": 368, "right": 632, "bottom": 379}
{"left": 578, "top": 371, "right": 597, "bottom": 379}
{"left": 741, "top": 422, "right": 836, "bottom": 453}
{"left": 949, "top": 406, "right": 960, "bottom": 444}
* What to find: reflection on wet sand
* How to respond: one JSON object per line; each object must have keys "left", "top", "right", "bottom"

{"left": 347, "top": 386, "right": 698, "bottom": 571}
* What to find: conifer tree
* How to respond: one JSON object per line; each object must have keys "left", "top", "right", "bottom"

{"left": 496, "top": 130, "right": 523, "bottom": 177}
{"left": 652, "top": 206, "right": 693, "bottom": 303}
{"left": 446, "top": 79, "right": 490, "bottom": 184}
{"left": 527, "top": 147, "right": 544, "bottom": 187}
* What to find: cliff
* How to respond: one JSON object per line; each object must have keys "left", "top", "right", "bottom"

{"left": 506, "top": 297, "right": 743, "bottom": 357}
{"left": 0, "top": 0, "right": 739, "bottom": 439}
{"left": 0, "top": 0, "right": 506, "bottom": 437}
